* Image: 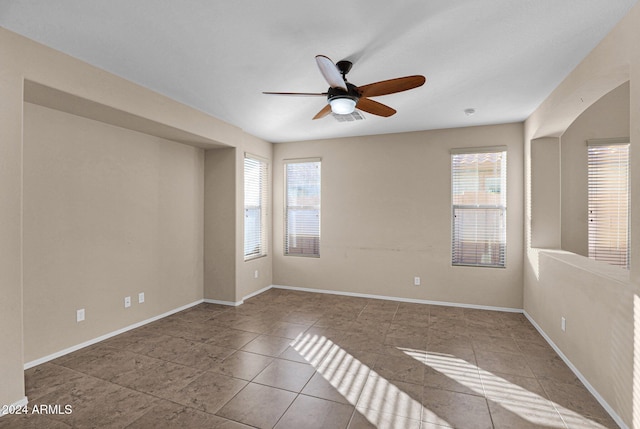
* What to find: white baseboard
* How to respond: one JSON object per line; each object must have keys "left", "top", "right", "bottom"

{"left": 24, "top": 287, "right": 274, "bottom": 369}
{"left": 204, "top": 284, "right": 273, "bottom": 307}
{"left": 203, "top": 299, "right": 242, "bottom": 306}
{"left": 271, "top": 284, "right": 523, "bottom": 313}
{"left": 0, "top": 396, "right": 28, "bottom": 418}
{"left": 243, "top": 285, "right": 274, "bottom": 302}
{"left": 23, "top": 299, "right": 204, "bottom": 370}
{"left": 272, "top": 284, "right": 624, "bottom": 428}
{"left": 523, "top": 311, "right": 628, "bottom": 429}
{"left": 18, "top": 282, "right": 624, "bottom": 428}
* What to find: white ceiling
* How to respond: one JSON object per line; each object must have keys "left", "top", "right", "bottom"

{"left": 0, "top": 0, "right": 637, "bottom": 143}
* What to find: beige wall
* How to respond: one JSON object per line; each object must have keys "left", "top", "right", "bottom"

{"left": 561, "top": 81, "right": 630, "bottom": 256}
{"left": 530, "top": 137, "right": 561, "bottom": 249}
{"left": 204, "top": 148, "right": 237, "bottom": 302}
{"left": 273, "top": 123, "right": 524, "bottom": 309}
{"left": 22, "top": 103, "right": 204, "bottom": 362}
{"left": 203, "top": 134, "right": 273, "bottom": 304}
{"left": 234, "top": 135, "right": 274, "bottom": 301}
{"left": 0, "top": 45, "right": 26, "bottom": 409}
{"left": 524, "top": 2, "right": 640, "bottom": 427}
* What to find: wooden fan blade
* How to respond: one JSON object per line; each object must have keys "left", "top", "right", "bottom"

{"left": 356, "top": 97, "right": 397, "bottom": 117}
{"left": 312, "top": 104, "right": 332, "bottom": 120}
{"left": 315, "top": 55, "right": 348, "bottom": 91}
{"left": 263, "top": 91, "right": 327, "bottom": 96}
{"left": 358, "top": 75, "right": 426, "bottom": 97}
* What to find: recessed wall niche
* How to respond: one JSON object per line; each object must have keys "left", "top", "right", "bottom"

{"left": 560, "top": 81, "right": 630, "bottom": 256}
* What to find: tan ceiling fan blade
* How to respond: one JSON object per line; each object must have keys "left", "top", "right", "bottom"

{"left": 358, "top": 75, "right": 426, "bottom": 98}
{"left": 315, "top": 55, "right": 348, "bottom": 91}
{"left": 263, "top": 91, "right": 327, "bottom": 96}
{"left": 357, "top": 97, "right": 397, "bottom": 117}
{"left": 312, "top": 104, "right": 332, "bottom": 120}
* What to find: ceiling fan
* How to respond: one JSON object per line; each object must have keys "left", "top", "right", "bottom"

{"left": 263, "top": 55, "right": 426, "bottom": 120}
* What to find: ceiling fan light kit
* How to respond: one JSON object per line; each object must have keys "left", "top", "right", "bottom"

{"left": 263, "top": 55, "right": 426, "bottom": 120}
{"left": 327, "top": 81, "right": 360, "bottom": 115}
{"left": 329, "top": 97, "right": 357, "bottom": 114}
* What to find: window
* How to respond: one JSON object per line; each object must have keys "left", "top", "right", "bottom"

{"left": 587, "top": 139, "right": 630, "bottom": 269}
{"left": 244, "top": 154, "right": 268, "bottom": 260}
{"left": 451, "top": 148, "right": 507, "bottom": 267}
{"left": 285, "top": 159, "right": 321, "bottom": 257}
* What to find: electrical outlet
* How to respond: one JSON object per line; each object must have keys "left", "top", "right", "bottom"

{"left": 561, "top": 316, "right": 566, "bottom": 332}
{"left": 254, "top": 270, "right": 259, "bottom": 279}
{"left": 138, "top": 292, "right": 145, "bottom": 304}
{"left": 76, "top": 309, "right": 85, "bottom": 322}
{"left": 414, "top": 276, "right": 421, "bottom": 286}
{"left": 124, "top": 296, "right": 131, "bottom": 308}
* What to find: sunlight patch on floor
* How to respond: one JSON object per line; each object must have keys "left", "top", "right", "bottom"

{"left": 418, "top": 347, "right": 619, "bottom": 428}
{"left": 291, "top": 331, "right": 612, "bottom": 429}
{"left": 293, "top": 333, "right": 433, "bottom": 428}
{"left": 403, "top": 348, "right": 567, "bottom": 428}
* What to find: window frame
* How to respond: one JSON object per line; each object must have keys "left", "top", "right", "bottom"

{"left": 451, "top": 147, "right": 507, "bottom": 268}
{"left": 284, "top": 158, "right": 321, "bottom": 258}
{"left": 243, "top": 153, "right": 268, "bottom": 261}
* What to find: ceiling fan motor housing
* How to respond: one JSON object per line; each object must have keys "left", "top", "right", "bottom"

{"left": 327, "top": 82, "right": 360, "bottom": 104}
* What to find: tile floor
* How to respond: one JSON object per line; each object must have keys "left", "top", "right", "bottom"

{"left": 0, "top": 289, "right": 619, "bottom": 429}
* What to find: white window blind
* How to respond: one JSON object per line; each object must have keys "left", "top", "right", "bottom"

{"left": 587, "top": 141, "right": 630, "bottom": 269}
{"left": 244, "top": 154, "right": 268, "bottom": 260}
{"left": 452, "top": 149, "right": 507, "bottom": 267}
{"left": 285, "top": 159, "right": 321, "bottom": 257}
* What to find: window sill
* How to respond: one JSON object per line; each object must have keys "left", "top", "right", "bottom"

{"left": 452, "top": 263, "right": 506, "bottom": 269}
{"left": 533, "top": 248, "right": 629, "bottom": 285}
{"left": 284, "top": 253, "right": 320, "bottom": 258}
